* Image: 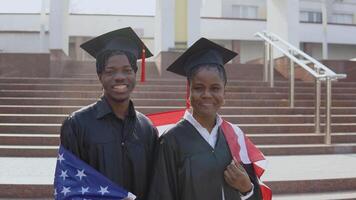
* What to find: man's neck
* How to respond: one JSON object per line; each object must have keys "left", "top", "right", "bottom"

{"left": 105, "top": 97, "right": 130, "bottom": 120}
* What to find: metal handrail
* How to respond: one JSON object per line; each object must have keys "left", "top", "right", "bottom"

{"left": 255, "top": 31, "right": 347, "bottom": 145}
{"left": 266, "top": 31, "right": 347, "bottom": 79}
{"left": 257, "top": 33, "right": 320, "bottom": 77}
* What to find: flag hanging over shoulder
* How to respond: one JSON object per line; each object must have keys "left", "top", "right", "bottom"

{"left": 54, "top": 145, "right": 136, "bottom": 200}
{"left": 147, "top": 109, "right": 186, "bottom": 136}
{"left": 147, "top": 109, "right": 272, "bottom": 200}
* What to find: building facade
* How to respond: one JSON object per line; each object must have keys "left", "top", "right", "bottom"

{"left": 0, "top": 0, "right": 356, "bottom": 63}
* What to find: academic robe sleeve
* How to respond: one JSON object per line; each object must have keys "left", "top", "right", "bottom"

{"left": 60, "top": 117, "right": 81, "bottom": 156}
{"left": 148, "top": 135, "right": 179, "bottom": 200}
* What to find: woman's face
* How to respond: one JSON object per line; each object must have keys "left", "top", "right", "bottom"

{"left": 189, "top": 66, "right": 225, "bottom": 118}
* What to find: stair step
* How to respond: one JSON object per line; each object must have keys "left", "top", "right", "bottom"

{"left": 1, "top": 114, "right": 356, "bottom": 124}
{"left": 2, "top": 90, "right": 356, "bottom": 100}
{"left": 1, "top": 143, "right": 356, "bottom": 157}
{"left": 259, "top": 143, "right": 356, "bottom": 155}
{"left": 1, "top": 133, "right": 356, "bottom": 146}
{"left": 1, "top": 122, "right": 356, "bottom": 134}
{"left": 3, "top": 82, "right": 356, "bottom": 92}
{"left": 1, "top": 105, "right": 356, "bottom": 115}
{"left": 2, "top": 97, "right": 356, "bottom": 107}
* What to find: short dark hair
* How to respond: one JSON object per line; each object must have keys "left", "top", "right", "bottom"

{"left": 187, "top": 64, "right": 227, "bottom": 86}
{"left": 96, "top": 50, "right": 138, "bottom": 74}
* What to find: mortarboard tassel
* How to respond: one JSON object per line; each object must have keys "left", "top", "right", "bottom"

{"left": 140, "top": 45, "right": 146, "bottom": 83}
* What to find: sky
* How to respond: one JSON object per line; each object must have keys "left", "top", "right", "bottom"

{"left": 0, "top": 0, "right": 156, "bottom": 15}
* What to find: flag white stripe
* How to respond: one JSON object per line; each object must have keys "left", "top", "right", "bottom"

{"left": 228, "top": 122, "right": 251, "bottom": 164}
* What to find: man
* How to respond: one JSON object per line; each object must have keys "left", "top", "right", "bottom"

{"left": 60, "top": 27, "right": 158, "bottom": 200}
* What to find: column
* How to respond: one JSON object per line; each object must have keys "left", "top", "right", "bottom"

{"left": 187, "top": 0, "right": 201, "bottom": 47}
{"left": 154, "top": 0, "right": 175, "bottom": 54}
{"left": 49, "top": 0, "right": 69, "bottom": 55}
{"left": 267, "top": 0, "right": 300, "bottom": 56}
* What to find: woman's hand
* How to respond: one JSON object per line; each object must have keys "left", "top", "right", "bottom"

{"left": 224, "top": 157, "right": 252, "bottom": 193}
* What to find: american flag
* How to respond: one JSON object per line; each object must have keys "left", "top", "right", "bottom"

{"left": 54, "top": 145, "right": 136, "bottom": 200}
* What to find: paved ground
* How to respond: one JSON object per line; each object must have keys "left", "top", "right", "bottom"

{"left": 1, "top": 154, "right": 356, "bottom": 184}
{"left": 1, "top": 154, "right": 356, "bottom": 200}
{"left": 262, "top": 153, "right": 356, "bottom": 181}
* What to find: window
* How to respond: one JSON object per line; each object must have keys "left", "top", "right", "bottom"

{"left": 231, "top": 5, "right": 258, "bottom": 19}
{"left": 300, "top": 11, "right": 322, "bottom": 23}
{"left": 331, "top": 13, "right": 353, "bottom": 24}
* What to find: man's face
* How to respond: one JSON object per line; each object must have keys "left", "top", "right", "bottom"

{"left": 98, "top": 54, "right": 136, "bottom": 104}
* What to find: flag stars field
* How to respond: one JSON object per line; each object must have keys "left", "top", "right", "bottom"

{"left": 59, "top": 170, "right": 68, "bottom": 181}
{"left": 76, "top": 169, "right": 87, "bottom": 180}
{"left": 79, "top": 186, "right": 89, "bottom": 195}
{"left": 61, "top": 186, "right": 71, "bottom": 196}
{"left": 54, "top": 146, "right": 136, "bottom": 199}
{"left": 98, "top": 186, "right": 110, "bottom": 195}
{"left": 57, "top": 153, "right": 65, "bottom": 163}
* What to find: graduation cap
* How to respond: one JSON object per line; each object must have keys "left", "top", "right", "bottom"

{"left": 166, "top": 37, "right": 237, "bottom": 77}
{"left": 80, "top": 27, "right": 153, "bottom": 81}
{"left": 166, "top": 37, "right": 238, "bottom": 108}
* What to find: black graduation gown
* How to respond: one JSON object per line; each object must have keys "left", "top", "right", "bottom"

{"left": 148, "top": 119, "right": 261, "bottom": 200}
{"left": 60, "top": 97, "right": 158, "bottom": 200}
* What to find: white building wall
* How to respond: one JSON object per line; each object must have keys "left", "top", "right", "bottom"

{"left": 68, "top": 15, "right": 154, "bottom": 38}
{"left": 0, "top": 14, "right": 155, "bottom": 54}
{"left": 0, "top": 14, "right": 49, "bottom": 31}
{"left": 221, "top": 0, "right": 265, "bottom": 18}
{"left": 200, "top": 18, "right": 266, "bottom": 40}
{"left": 201, "top": 0, "right": 222, "bottom": 17}
{"left": 1, "top": 0, "right": 356, "bottom": 62}
{"left": 0, "top": 32, "right": 49, "bottom": 53}
{"left": 300, "top": 23, "right": 356, "bottom": 44}
{"left": 300, "top": 0, "right": 322, "bottom": 12}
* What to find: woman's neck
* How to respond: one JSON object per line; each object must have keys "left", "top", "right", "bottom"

{"left": 192, "top": 111, "right": 216, "bottom": 133}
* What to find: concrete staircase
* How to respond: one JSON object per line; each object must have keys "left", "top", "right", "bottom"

{"left": 1, "top": 62, "right": 356, "bottom": 198}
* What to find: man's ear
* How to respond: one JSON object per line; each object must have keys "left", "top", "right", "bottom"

{"left": 98, "top": 73, "right": 103, "bottom": 83}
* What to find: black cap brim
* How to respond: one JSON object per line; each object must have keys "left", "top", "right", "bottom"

{"left": 80, "top": 27, "right": 153, "bottom": 59}
{"left": 166, "top": 37, "right": 238, "bottom": 77}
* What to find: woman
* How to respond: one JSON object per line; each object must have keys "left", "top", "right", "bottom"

{"left": 148, "top": 38, "right": 263, "bottom": 200}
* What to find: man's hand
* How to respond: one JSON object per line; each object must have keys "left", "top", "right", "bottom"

{"left": 224, "top": 157, "right": 252, "bottom": 193}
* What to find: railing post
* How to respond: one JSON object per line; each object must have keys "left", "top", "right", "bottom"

{"left": 269, "top": 44, "right": 274, "bottom": 87}
{"left": 315, "top": 68, "right": 321, "bottom": 134}
{"left": 289, "top": 58, "right": 295, "bottom": 108}
{"left": 325, "top": 77, "right": 332, "bottom": 145}
{"left": 264, "top": 43, "right": 269, "bottom": 82}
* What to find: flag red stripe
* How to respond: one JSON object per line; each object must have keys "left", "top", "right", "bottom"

{"left": 147, "top": 109, "right": 185, "bottom": 127}
{"left": 253, "top": 163, "right": 265, "bottom": 179}
{"left": 244, "top": 135, "right": 265, "bottom": 162}
{"left": 221, "top": 121, "right": 241, "bottom": 162}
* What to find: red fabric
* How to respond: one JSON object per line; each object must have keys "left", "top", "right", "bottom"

{"left": 220, "top": 120, "right": 272, "bottom": 200}
{"left": 259, "top": 182, "right": 273, "bottom": 200}
{"left": 221, "top": 121, "right": 241, "bottom": 162}
{"left": 253, "top": 163, "right": 265, "bottom": 179}
{"left": 244, "top": 135, "right": 265, "bottom": 163}
{"left": 146, "top": 109, "right": 185, "bottom": 127}
{"left": 140, "top": 46, "right": 146, "bottom": 83}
